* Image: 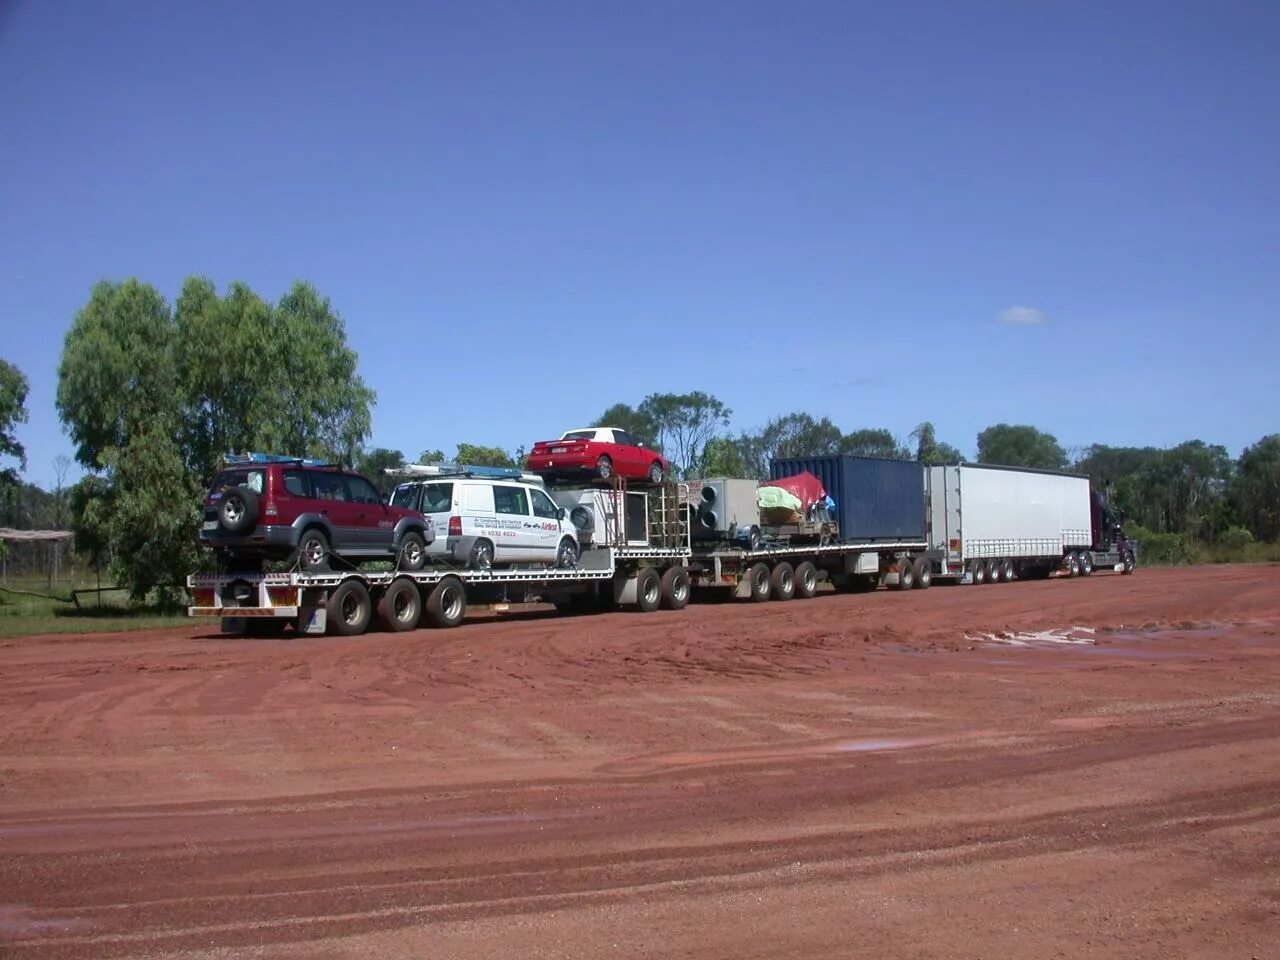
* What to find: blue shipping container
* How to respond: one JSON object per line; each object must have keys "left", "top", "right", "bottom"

{"left": 769, "top": 455, "right": 925, "bottom": 542}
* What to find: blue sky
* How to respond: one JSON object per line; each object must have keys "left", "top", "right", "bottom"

{"left": 2, "top": 0, "right": 1277, "bottom": 487}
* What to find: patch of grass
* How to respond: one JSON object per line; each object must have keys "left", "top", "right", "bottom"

{"left": 0, "top": 580, "right": 192, "bottom": 638}
{"left": 1186, "top": 541, "right": 1280, "bottom": 565}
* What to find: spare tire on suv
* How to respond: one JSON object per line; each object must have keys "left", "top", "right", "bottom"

{"left": 218, "top": 486, "right": 259, "bottom": 534}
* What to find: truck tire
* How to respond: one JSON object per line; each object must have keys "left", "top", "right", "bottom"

{"left": 660, "top": 566, "right": 691, "bottom": 610}
{"left": 1066, "top": 552, "right": 1080, "bottom": 578}
{"left": 635, "top": 567, "right": 661, "bottom": 612}
{"left": 1001, "top": 558, "right": 1015, "bottom": 582}
{"left": 426, "top": 577, "right": 467, "bottom": 628}
{"left": 1079, "top": 552, "right": 1094, "bottom": 576}
{"left": 770, "top": 562, "right": 795, "bottom": 601}
{"left": 794, "top": 561, "right": 819, "bottom": 599}
{"left": 986, "top": 559, "right": 1002, "bottom": 584}
{"left": 896, "top": 559, "right": 915, "bottom": 591}
{"left": 377, "top": 578, "right": 422, "bottom": 632}
{"left": 748, "top": 562, "right": 772, "bottom": 602}
{"left": 1122, "top": 550, "right": 1136, "bottom": 575}
{"left": 970, "top": 561, "right": 986, "bottom": 585}
{"left": 912, "top": 557, "right": 931, "bottom": 589}
{"left": 326, "top": 580, "right": 372, "bottom": 636}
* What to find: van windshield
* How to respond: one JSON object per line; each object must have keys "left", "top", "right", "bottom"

{"left": 389, "top": 484, "right": 420, "bottom": 510}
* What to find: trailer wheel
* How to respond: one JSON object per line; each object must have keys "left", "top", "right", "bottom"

{"left": 326, "top": 580, "right": 372, "bottom": 636}
{"left": 896, "top": 559, "right": 915, "bottom": 591}
{"left": 794, "top": 561, "right": 819, "bottom": 599}
{"left": 1079, "top": 552, "right": 1094, "bottom": 576}
{"left": 748, "top": 562, "right": 772, "bottom": 602}
{"left": 635, "top": 567, "right": 662, "bottom": 612}
{"left": 986, "top": 559, "right": 1003, "bottom": 584}
{"left": 426, "top": 576, "right": 467, "bottom": 628}
{"left": 1122, "top": 550, "right": 1135, "bottom": 575}
{"left": 770, "top": 562, "right": 795, "bottom": 601}
{"left": 1065, "top": 552, "right": 1080, "bottom": 578}
{"left": 1001, "top": 558, "right": 1015, "bottom": 582}
{"left": 912, "top": 557, "right": 932, "bottom": 590}
{"left": 377, "top": 578, "right": 422, "bottom": 632}
{"left": 660, "top": 566, "right": 691, "bottom": 610}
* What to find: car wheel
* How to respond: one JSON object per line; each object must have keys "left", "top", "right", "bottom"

{"left": 556, "top": 537, "right": 579, "bottom": 569}
{"left": 647, "top": 461, "right": 664, "bottom": 484}
{"left": 469, "top": 539, "right": 494, "bottom": 571}
{"left": 296, "top": 529, "right": 330, "bottom": 572}
{"left": 596, "top": 455, "right": 613, "bottom": 480}
{"left": 398, "top": 531, "right": 427, "bottom": 571}
{"left": 326, "top": 580, "right": 372, "bottom": 636}
{"left": 219, "top": 486, "right": 259, "bottom": 534}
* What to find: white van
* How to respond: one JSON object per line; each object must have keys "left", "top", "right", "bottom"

{"left": 390, "top": 477, "right": 580, "bottom": 570}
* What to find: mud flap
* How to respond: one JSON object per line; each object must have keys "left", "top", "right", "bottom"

{"left": 298, "top": 588, "right": 327, "bottom": 635}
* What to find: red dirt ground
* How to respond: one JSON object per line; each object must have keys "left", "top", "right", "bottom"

{"left": 1, "top": 565, "right": 1278, "bottom": 958}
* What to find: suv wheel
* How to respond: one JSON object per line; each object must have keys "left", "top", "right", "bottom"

{"left": 398, "top": 531, "right": 427, "bottom": 571}
{"left": 219, "top": 486, "right": 259, "bottom": 534}
{"left": 296, "top": 529, "right": 330, "bottom": 571}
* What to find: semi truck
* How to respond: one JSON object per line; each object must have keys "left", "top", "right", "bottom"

{"left": 187, "top": 457, "right": 1136, "bottom": 635}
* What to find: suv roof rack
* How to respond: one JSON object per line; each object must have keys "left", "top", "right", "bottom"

{"left": 223, "top": 452, "right": 336, "bottom": 468}
{"left": 385, "top": 462, "right": 545, "bottom": 485}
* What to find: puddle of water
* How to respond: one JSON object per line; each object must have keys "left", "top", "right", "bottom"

{"left": 0, "top": 905, "right": 93, "bottom": 939}
{"left": 834, "top": 737, "right": 936, "bottom": 753}
{"left": 967, "top": 626, "right": 1096, "bottom": 648}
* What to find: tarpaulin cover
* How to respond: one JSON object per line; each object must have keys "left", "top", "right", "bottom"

{"left": 757, "top": 485, "right": 803, "bottom": 512}
{"left": 765, "top": 471, "right": 827, "bottom": 510}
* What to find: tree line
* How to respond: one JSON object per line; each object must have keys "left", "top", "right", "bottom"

{"left": 0, "top": 276, "right": 1277, "bottom": 602}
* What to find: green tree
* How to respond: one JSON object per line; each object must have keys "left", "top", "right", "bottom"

{"left": 1233, "top": 434, "right": 1280, "bottom": 542}
{"left": 416, "top": 448, "right": 446, "bottom": 465}
{"left": 976, "top": 424, "right": 1068, "bottom": 469}
{"left": 175, "top": 277, "right": 375, "bottom": 478}
{"left": 354, "top": 447, "right": 406, "bottom": 498}
{"left": 593, "top": 403, "right": 660, "bottom": 449}
{"left": 910, "top": 422, "right": 964, "bottom": 464}
{"left": 636, "top": 392, "right": 732, "bottom": 477}
{"left": 57, "top": 276, "right": 376, "bottom": 601}
{"left": 0, "top": 359, "right": 29, "bottom": 487}
{"left": 701, "top": 436, "right": 753, "bottom": 478}
{"left": 841, "top": 428, "right": 908, "bottom": 459}
{"left": 454, "top": 443, "right": 517, "bottom": 468}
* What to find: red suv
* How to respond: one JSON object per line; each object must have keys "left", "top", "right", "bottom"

{"left": 198, "top": 455, "right": 433, "bottom": 571}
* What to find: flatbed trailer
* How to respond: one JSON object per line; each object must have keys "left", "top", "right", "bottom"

{"left": 687, "top": 539, "right": 932, "bottom": 599}
{"left": 188, "top": 544, "right": 693, "bottom": 636}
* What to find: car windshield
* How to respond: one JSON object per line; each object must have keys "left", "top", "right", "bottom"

{"left": 208, "top": 469, "right": 264, "bottom": 497}
{"left": 561, "top": 431, "right": 595, "bottom": 441}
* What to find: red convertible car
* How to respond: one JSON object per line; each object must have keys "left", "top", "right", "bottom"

{"left": 528, "top": 428, "right": 671, "bottom": 484}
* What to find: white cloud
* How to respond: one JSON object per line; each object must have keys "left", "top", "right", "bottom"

{"left": 998, "top": 305, "right": 1050, "bottom": 326}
